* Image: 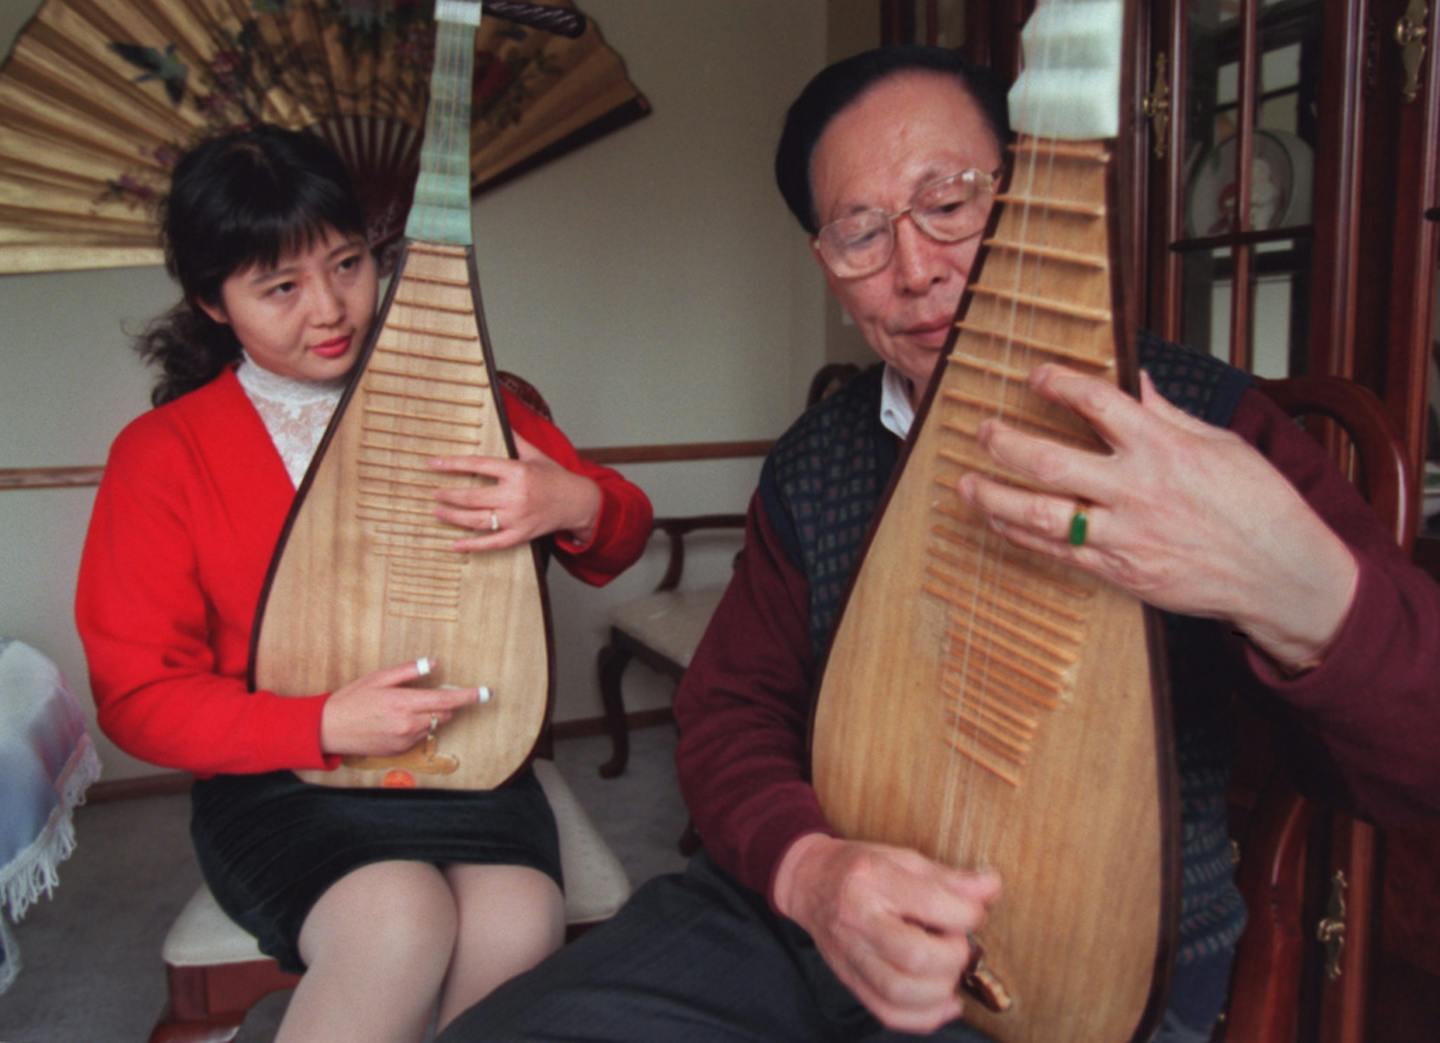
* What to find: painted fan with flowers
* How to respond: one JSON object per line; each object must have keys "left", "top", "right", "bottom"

{"left": 0, "top": 0, "right": 647, "bottom": 273}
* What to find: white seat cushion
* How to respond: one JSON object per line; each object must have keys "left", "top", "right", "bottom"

{"left": 162, "top": 759, "right": 632, "bottom": 967}
{"left": 609, "top": 587, "right": 726, "bottom": 669}
{"left": 533, "top": 758, "right": 631, "bottom": 926}
{"left": 162, "top": 882, "right": 267, "bottom": 966}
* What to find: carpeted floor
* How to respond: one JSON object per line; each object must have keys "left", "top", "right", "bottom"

{"left": 0, "top": 726, "right": 687, "bottom": 1043}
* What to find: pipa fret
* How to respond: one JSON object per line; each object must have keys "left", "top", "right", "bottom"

{"left": 922, "top": 565, "right": 1086, "bottom": 646}
{"left": 928, "top": 515, "right": 1099, "bottom": 600}
{"left": 965, "top": 283, "right": 1112, "bottom": 323}
{"left": 941, "top": 670, "right": 1060, "bottom": 717}
{"left": 940, "top": 712, "right": 1030, "bottom": 765}
{"left": 924, "top": 544, "right": 1090, "bottom": 623}
{"left": 944, "top": 652, "right": 1066, "bottom": 710}
{"left": 1009, "top": 139, "right": 1110, "bottom": 162}
{"left": 938, "top": 413, "right": 1095, "bottom": 453}
{"left": 991, "top": 194, "right": 1103, "bottom": 218}
{"left": 982, "top": 238, "right": 1108, "bottom": 269}
{"left": 949, "top": 323, "right": 1112, "bottom": 368}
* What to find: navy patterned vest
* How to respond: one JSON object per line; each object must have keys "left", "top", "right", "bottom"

{"left": 760, "top": 332, "right": 1253, "bottom": 1029}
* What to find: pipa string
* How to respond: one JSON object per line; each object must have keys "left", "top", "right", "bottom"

{"left": 437, "top": 6, "right": 471, "bottom": 186}
{"left": 933, "top": 0, "right": 1075, "bottom": 874}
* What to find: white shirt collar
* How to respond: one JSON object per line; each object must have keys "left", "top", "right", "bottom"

{"left": 879, "top": 364, "right": 916, "bottom": 439}
{"left": 235, "top": 351, "right": 348, "bottom": 403}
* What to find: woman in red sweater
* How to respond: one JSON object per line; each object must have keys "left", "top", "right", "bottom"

{"left": 75, "top": 125, "right": 652, "bottom": 1042}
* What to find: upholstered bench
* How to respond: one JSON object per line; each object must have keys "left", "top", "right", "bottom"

{"left": 151, "top": 758, "right": 630, "bottom": 1042}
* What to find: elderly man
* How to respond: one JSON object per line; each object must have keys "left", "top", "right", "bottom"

{"left": 440, "top": 46, "right": 1440, "bottom": 1043}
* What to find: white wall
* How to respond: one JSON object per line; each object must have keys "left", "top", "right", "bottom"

{"left": 0, "top": 0, "right": 830, "bottom": 780}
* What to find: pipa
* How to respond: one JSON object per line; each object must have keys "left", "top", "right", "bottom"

{"left": 250, "top": 0, "right": 549, "bottom": 791}
{"left": 810, "top": 2, "right": 1178, "bottom": 1040}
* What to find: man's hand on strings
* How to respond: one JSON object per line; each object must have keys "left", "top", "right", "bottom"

{"left": 430, "top": 432, "right": 601, "bottom": 552}
{"left": 956, "top": 363, "right": 1358, "bottom": 670}
{"left": 773, "top": 833, "right": 1001, "bottom": 1034}
{"left": 320, "top": 658, "right": 481, "bottom": 757}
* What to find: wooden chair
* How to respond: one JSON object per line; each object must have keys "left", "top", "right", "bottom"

{"left": 596, "top": 513, "right": 745, "bottom": 778}
{"left": 1219, "top": 374, "right": 1413, "bottom": 1043}
{"left": 149, "top": 374, "right": 633, "bottom": 1041}
{"left": 595, "top": 362, "right": 861, "bottom": 778}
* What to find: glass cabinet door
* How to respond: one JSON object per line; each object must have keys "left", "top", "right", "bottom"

{"left": 1159, "top": 0, "right": 1323, "bottom": 376}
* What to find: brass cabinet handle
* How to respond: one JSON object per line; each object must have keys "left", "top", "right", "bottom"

{"left": 1396, "top": 0, "right": 1430, "bottom": 103}
{"left": 1142, "top": 51, "right": 1171, "bottom": 159}
{"left": 1316, "top": 869, "right": 1349, "bottom": 982}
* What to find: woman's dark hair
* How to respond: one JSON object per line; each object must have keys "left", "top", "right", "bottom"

{"left": 136, "top": 124, "right": 368, "bottom": 405}
{"left": 774, "top": 45, "right": 1011, "bottom": 235}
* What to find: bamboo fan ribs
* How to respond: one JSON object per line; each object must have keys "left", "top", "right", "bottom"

{"left": 811, "top": 3, "right": 1176, "bottom": 1041}
{"left": 0, "top": 0, "right": 646, "bottom": 273}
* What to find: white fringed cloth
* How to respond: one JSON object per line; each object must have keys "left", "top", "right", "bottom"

{"left": 0, "top": 638, "right": 101, "bottom": 993}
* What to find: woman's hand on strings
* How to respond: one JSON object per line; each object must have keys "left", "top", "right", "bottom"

{"left": 957, "top": 363, "right": 1358, "bottom": 670}
{"left": 319, "top": 658, "right": 479, "bottom": 757}
{"left": 773, "top": 833, "right": 1001, "bottom": 1034}
{"left": 430, "top": 432, "right": 602, "bottom": 552}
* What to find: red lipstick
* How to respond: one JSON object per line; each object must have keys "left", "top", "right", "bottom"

{"left": 310, "top": 334, "right": 351, "bottom": 359}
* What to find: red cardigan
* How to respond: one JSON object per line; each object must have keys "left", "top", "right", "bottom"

{"left": 76, "top": 369, "right": 652, "bottom": 776}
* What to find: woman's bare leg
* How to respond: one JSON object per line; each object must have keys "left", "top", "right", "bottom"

{"left": 277, "top": 860, "right": 457, "bottom": 1043}
{"left": 434, "top": 863, "right": 565, "bottom": 1031}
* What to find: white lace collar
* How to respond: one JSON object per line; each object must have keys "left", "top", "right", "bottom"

{"left": 235, "top": 353, "right": 347, "bottom": 487}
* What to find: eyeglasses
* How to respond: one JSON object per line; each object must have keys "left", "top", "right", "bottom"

{"left": 812, "top": 168, "right": 1000, "bottom": 279}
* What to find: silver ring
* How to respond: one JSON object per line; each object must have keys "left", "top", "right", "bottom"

{"left": 427, "top": 713, "right": 439, "bottom": 738}
{"left": 489, "top": 510, "right": 500, "bottom": 532}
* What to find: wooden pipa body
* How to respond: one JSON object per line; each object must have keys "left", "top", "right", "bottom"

{"left": 250, "top": 1, "right": 550, "bottom": 790}
{"left": 811, "top": 6, "right": 1177, "bottom": 1040}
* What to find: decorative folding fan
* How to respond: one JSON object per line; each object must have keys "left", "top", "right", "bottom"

{"left": 0, "top": 0, "right": 647, "bottom": 273}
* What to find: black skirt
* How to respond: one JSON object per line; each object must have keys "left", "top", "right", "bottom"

{"left": 190, "top": 767, "right": 561, "bottom": 973}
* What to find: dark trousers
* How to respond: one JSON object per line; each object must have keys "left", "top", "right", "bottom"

{"left": 438, "top": 852, "right": 991, "bottom": 1042}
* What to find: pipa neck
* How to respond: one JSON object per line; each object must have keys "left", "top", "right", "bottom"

{"left": 405, "top": 3, "right": 481, "bottom": 245}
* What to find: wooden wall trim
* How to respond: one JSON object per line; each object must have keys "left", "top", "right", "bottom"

{"left": 579, "top": 440, "right": 772, "bottom": 465}
{"left": 87, "top": 772, "right": 192, "bottom": 803}
{"left": 0, "top": 441, "right": 774, "bottom": 492}
{"left": 0, "top": 466, "right": 105, "bottom": 491}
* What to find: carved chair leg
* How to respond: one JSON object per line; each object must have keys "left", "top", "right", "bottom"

{"left": 597, "top": 638, "right": 634, "bottom": 777}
